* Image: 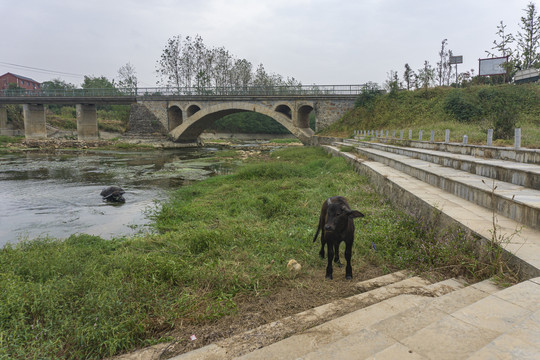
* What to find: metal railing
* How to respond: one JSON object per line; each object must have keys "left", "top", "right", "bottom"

{"left": 0, "top": 84, "right": 365, "bottom": 98}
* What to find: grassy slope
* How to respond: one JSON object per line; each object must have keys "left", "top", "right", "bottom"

{"left": 0, "top": 147, "right": 490, "bottom": 359}
{"left": 320, "top": 84, "right": 540, "bottom": 147}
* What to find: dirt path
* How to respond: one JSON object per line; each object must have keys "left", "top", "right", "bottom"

{"left": 113, "top": 265, "right": 388, "bottom": 359}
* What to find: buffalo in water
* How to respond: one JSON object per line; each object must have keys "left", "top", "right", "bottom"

{"left": 100, "top": 186, "right": 125, "bottom": 203}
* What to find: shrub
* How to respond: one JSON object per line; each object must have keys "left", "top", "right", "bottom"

{"left": 355, "top": 84, "right": 382, "bottom": 109}
{"left": 443, "top": 90, "right": 481, "bottom": 123}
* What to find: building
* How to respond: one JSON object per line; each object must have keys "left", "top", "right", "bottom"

{"left": 0, "top": 72, "right": 41, "bottom": 91}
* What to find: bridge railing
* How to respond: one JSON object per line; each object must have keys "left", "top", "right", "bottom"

{"left": 0, "top": 84, "right": 366, "bottom": 98}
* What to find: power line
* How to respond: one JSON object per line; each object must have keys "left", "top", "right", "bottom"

{"left": 0, "top": 61, "right": 85, "bottom": 78}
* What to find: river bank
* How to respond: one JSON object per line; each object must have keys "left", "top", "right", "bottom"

{"left": 0, "top": 145, "right": 498, "bottom": 359}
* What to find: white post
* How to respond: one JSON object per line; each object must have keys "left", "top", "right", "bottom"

{"left": 409, "top": 129, "right": 412, "bottom": 140}
{"left": 419, "top": 130, "right": 423, "bottom": 141}
{"left": 487, "top": 129, "right": 493, "bottom": 146}
{"left": 463, "top": 135, "right": 468, "bottom": 145}
{"left": 430, "top": 130, "right": 435, "bottom": 142}
{"left": 445, "top": 129, "right": 450, "bottom": 143}
{"left": 515, "top": 128, "right": 521, "bottom": 148}
{"left": 400, "top": 130, "right": 403, "bottom": 140}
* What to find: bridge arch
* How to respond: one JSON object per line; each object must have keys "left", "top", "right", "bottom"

{"left": 275, "top": 104, "right": 292, "bottom": 119}
{"left": 169, "top": 102, "right": 313, "bottom": 144}
{"left": 167, "top": 105, "right": 183, "bottom": 130}
{"left": 187, "top": 103, "right": 202, "bottom": 117}
{"left": 297, "top": 104, "right": 314, "bottom": 128}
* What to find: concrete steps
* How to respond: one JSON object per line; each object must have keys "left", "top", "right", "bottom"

{"left": 346, "top": 140, "right": 540, "bottom": 190}
{"left": 241, "top": 279, "right": 498, "bottom": 360}
{"left": 325, "top": 145, "right": 540, "bottom": 278}
{"left": 338, "top": 140, "right": 540, "bottom": 231}
{"left": 170, "top": 272, "right": 471, "bottom": 360}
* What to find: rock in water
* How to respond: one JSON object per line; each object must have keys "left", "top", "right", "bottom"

{"left": 100, "top": 186, "right": 126, "bottom": 203}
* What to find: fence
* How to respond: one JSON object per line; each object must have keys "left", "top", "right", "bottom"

{"left": 0, "top": 84, "right": 365, "bottom": 98}
{"left": 353, "top": 128, "right": 524, "bottom": 149}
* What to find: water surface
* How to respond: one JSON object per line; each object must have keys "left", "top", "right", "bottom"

{"left": 0, "top": 148, "right": 229, "bottom": 247}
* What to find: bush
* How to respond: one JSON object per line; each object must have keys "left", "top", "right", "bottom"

{"left": 60, "top": 106, "right": 76, "bottom": 118}
{"left": 443, "top": 90, "right": 481, "bottom": 123}
{"left": 355, "top": 84, "right": 382, "bottom": 109}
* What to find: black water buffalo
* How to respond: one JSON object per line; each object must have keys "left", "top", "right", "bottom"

{"left": 100, "top": 186, "right": 125, "bottom": 203}
{"left": 313, "top": 196, "right": 364, "bottom": 280}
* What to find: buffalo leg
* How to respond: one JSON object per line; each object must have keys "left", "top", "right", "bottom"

{"left": 319, "top": 229, "right": 326, "bottom": 259}
{"left": 325, "top": 238, "right": 333, "bottom": 280}
{"left": 345, "top": 241, "right": 353, "bottom": 280}
{"left": 333, "top": 241, "right": 342, "bottom": 267}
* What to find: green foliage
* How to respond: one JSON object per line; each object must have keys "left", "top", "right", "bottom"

{"left": 322, "top": 83, "right": 540, "bottom": 146}
{"left": 5, "top": 104, "right": 23, "bottom": 127}
{"left": 443, "top": 89, "right": 481, "bottom": 123}
{"left": 0, "top": 135, "right": 23, "bottom": 147}
{"left": 210, "top": 112, "right": 290, "bottom": 134}
{"left": 81, "top": 75, "right": 116, "bottom": 90}
{"left": 354, "top": 83, "right": 382, "bottom": 109}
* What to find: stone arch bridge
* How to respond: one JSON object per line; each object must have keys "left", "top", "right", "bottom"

{"left": 0, "top": 86, "right": 361, "bottom": 145}
{"left": 137, "top": 95, "right": 356, "bottom": 144}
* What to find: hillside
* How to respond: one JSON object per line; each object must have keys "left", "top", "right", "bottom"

{"left": 320, "top": 84, "right": 540, "bottom": 148}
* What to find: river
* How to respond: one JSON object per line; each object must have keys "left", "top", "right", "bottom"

{"left": 0, "top": 147, "right": 233, "bottom": 247}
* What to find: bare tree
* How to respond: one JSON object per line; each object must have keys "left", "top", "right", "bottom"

{"left": 487, "top": 21, "right": 515, "bottom": 58}
{"left": 155, "top": 35, "right": 183, "bottom": 88}
{"left": 117, "top": 62, "right": 138, "bottom": 90}
{"left": 436, "top": 39, "right": 451, "bottom": 86}
{"left": 231, "top": 58, "right": 252, "bottom": 90}
{"left": 156, "top": 34, "right": 301, "bottom": 92}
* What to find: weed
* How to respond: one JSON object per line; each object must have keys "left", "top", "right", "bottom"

{"left": 481, "top": 179, "right": 522, "bottom": 282}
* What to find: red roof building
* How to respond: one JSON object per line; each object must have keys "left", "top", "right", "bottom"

{"left": 0, "top": 72, "right": 41, "bottom": 90}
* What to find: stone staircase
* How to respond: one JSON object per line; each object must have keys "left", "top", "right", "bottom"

{"left": 331, "top": 138, "right": 540, "bottom": 278}
{"left": 170, "top": 272, "right": 540, "bottom": 359}
{"left": 162, "top": 138, "right": 540, "bottom": 359}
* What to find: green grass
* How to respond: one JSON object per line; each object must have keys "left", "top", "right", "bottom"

{"left": 0, "top": 147, "right": 493, "bottom": 359}
{"left": 269, "top": 138, "right": 302, "bottom": 144}
{"left": 0, "top": 135, "right": 24, "bottom": 147}
{"left": 321, "top": 84, "right": 540, "bottom": 148}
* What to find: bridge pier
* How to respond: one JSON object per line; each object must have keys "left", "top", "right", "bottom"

{"left": 0, "top": 106, "right": 7, "bottom": 132}
{"left": 23, "top": 104, "right": 47, "bottom": 139}
{"left": 76, "top": 104, "right": 98, "bottom": 140}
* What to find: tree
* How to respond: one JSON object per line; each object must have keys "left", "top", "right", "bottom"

{"left": 417, "top": 61, "right": 435, "bottom": 90}
{"left": 516, "top": 2, "right": 540, "bottom": 69}
{"left": 117, "top": 62, "right": 138, "bottom": 90}
{"left": 41, "top": 79, "right": 76, "bottom": 113}
{"left": 487, "top": 21, "right": 515, "bottom": 58}
{"left": 81, "top": 75, "right": 115, "bottom": 89}
{"left": 436, "top": 39, "right": 453, "bottom": 86}
{"left": 156, "top": 35, "right": 183, "bottom": 88}
{"left": 155, "top": 34, "right": 301, "bottom": 92}
{"left": 403, "top": 63, "right": 415, "bottom": 90}
{"left": 231, "top": 58, "right": 252, "bottom": 90}
{"left": 384, "top": 70, "right": 401, "bottom": 95}
{"left": 41, "top": 78, "right": 76, "bottom": 91}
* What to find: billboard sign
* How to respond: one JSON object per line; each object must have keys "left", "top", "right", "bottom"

{"left": 479, "top": 56, "right": 508, "bottom": 76}
{"left": 450, "top": 55, "right": 463, "bottom": 64}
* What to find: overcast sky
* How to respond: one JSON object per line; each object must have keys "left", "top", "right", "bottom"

{"left": 1, "top": 0, "right": 536, "bottom": 87}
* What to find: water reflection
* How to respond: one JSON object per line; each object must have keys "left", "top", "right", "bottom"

{"left": 0, "top": 148, "right": 229, "bottom": 247}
